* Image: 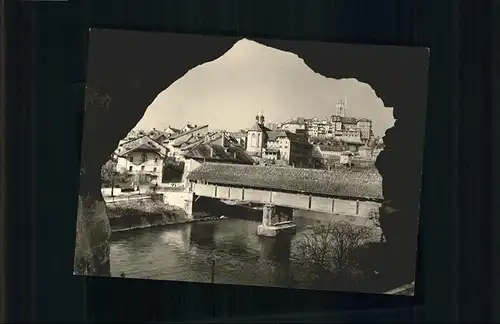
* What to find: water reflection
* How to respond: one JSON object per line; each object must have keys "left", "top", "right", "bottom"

{"left": 110, "top": 213, "right": 327, "bottom": 288}
{"left": 189, "top": 222, "right": 216, "bottom": 249}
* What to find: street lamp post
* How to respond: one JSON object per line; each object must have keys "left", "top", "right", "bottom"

{"left": 108, "top": 156, "right": 116, "bottom": 198}
{"left": 210, "top": 258, "right": 216, "bottom": 283}
{"left": 110, "top": 168, "right": 115, "bottom": 198}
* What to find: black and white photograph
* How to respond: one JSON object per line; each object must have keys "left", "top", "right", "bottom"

{"left": 74, "top": 29, "right": 429, "bottom": 295}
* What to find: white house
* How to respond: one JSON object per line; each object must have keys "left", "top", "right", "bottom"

{"left": 115, "top": 135, "right": 168, "bottom": 184}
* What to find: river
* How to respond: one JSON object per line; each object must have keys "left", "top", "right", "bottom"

{"left": 110, "top": 210, "right": 371, "bottom": 290}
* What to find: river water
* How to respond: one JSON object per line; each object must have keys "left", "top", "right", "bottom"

{"left": 110, "top": 211, "right": 369, "bottom": 290}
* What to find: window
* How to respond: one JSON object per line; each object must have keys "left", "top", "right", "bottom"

{"left": 129, "top": 156, "right": 133, "bottom": 162}
{"left": 155, "top": 157, "right": 158, "bottom": 163}
{"left": 141, "top": 153, "right": 147, "bottom": 163}
{"left": 153, "top": 167, "right": 157, "bottom": 172}
{"left": 141, "top": 166, "right": 145, "bottom": 171}
{"left": 251, "top": 133, "right": 256, "bottom": 146}
{"left": 129, "top": 166, "right": 133, "bottom": 171}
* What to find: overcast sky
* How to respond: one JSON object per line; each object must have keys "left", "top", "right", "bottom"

{"left": 134, "top": 38, "right": 395, "bottom": 137}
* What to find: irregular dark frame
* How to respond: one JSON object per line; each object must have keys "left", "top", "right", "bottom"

{"left": 10, "top": 0, "right": 494, "bottom": 322}
{"left": 75, "top": 30, "right": 429, "bottom": 291}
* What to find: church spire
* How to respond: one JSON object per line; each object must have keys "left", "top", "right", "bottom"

{"left": 336, "top": 98, "right": 347, "bottom": 117}
{"left": 259, "top": 110, "right": 265, "bottom": 125}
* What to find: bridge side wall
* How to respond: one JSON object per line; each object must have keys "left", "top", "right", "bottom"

{"left": 311, "top": 196, "right": 334, "bottom": 213}
{"left": 216, "top": 186, "right": 230, "bottom": 199}
{"left": 271, "top": 192, "right": 310, "bottom": 209}
{"left": 357, "top": 201, "right": 380, "bottom": 218}
{"left": 194, "top": 184, "right": 216, "bottom": 198}
{"left": 229, "top": 187, "right": 244, "bottom": 200}
{"left": 334, "top": 199, "right": 358, "bottom": 215}
{"left": 243, "top": 188, "right": 271, "bottom": 203}
{"left": 191, "top": 182, "right": 380, "bottom": 217}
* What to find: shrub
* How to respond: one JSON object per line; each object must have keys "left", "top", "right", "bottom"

{"left": 368, "top": 207, "right": 385, "bottom": 242}
{"left": 292, "top": 221, "right": 374, "bottom": 285}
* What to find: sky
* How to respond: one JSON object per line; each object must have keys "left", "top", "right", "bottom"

{"left": 133, "top": 38, "right": 395, "bottom": 137}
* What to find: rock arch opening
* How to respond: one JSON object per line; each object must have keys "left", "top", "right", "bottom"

{"left": 75, "top": 31, "right": 428, "bottom": 281}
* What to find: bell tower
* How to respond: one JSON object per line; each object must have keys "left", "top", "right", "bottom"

{"left": 257, "top": 110, "right": 265, "bottom": 125}
{"left": 336, "top": 99, "right": 346, "bottom": 117}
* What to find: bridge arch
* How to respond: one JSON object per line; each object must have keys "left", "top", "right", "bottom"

{"left": 76, "top": 31, "right": 428, "bottom": 279}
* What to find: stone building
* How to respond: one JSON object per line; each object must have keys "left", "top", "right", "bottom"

{"left": 246, "top": 112, "right": 271, "bottom": 157}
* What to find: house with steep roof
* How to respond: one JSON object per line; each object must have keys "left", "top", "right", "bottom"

{"left": 316, "top": 144, "right": 345, "bottom": 158}
{"left": 164, "top": 125, "right": 181, "bottom": 135}
{"left": 277, "top": 118, "right": 307, "bottom": 133}
{"left": 164, "top": 124, "right": 209, "bottom": 161}
{"left": 245, "top": 113, "right": 313, "bottom": 167}
{"left": 264, "top": 129, "right": 313, "bottom": 167}
{"left": 180, "top": 122, "right": 199, "bottom": 133}
{"left": 181, "top": 132, "right": 255, "bottom": 186}
{"left": 229, "top": 131, "right": 247, "bottom": 148}
{"left": 147, "top": 126, "right": 182, "bottom": 144}
{"left": 115, "top": 135, "right": 168, "bottom": 184}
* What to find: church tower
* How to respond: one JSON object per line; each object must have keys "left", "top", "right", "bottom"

{"left": 336, "top": 98, "right": 347, "bottom": 117}
{"left": 247, "top": 111, "right": 267, "bottom": 157}
{"left": 259, "top": 113, "right": 265, "bottom": 125}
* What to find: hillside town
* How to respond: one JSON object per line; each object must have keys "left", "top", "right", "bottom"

{"left": 102, "top": 99, "right": 385, "bottom": 191}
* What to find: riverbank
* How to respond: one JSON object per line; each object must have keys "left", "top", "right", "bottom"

{"left": 106, "top": 198, "right": 215, "bottom": 233}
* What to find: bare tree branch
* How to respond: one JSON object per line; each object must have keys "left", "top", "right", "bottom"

{"left": 292, "top": 220, "right": 374, "bottom": 286}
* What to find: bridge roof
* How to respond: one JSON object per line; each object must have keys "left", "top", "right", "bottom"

{"left": 187, "top": 163, "right": 383, "bottom": 200}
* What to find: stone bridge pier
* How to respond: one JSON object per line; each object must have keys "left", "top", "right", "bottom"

{"left": 258, "top": 204, "right": 297, "bottom": 237}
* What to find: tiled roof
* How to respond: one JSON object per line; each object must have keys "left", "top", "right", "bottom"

{"left": 230, "top": 131, "right": 247, "bottom": 139}
{"left": 149, "top": 131, "right": 171, "bottom": 142}
{"left": 282, "top": 117, "right": 306, "bottom": 125}
{"left": 184, "top": 144, "right": 255, "bottom": 165}
{"left": 118, "top": 135, "right": 167, "bottom": 157}
{"left": 135, "top": 143, "right": 161, "bottom": 151}
{"left": 166, "top": 126, "right": 181, "bottom": 133}
{"left": 248, "top": 122, "right": 271, "bottom": 132}
{"left": 187, "top": 162, "right": 383, "bottom": 200}
{"left": 176, "top": 135, "right": 203, "bottom": 148}
{"left": 357, "top": 118, "right": 371, "bottom": 122}
{"left": 206, "top": 133, "right": 241, "bottom": 147}
{"left": 267, "top": 130, "right": 287, "bottom": 141}
{"left": 170, "top": 124, "right": 208, "bottom": 140}
{"left": 341, "top": 117, "right": 358, "bottom": 124}
{"left": 267, "top": 130, "right": 310, "bottom": 144}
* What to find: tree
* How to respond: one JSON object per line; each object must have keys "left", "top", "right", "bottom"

{"left": 311, "top": 146, "right": 326, "bottom": 169}
{"left": 292, "top": 221, "right": 374, "bottom": 287}
{"left": 100, "top": 158, "right": 119, "bottom": 196}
